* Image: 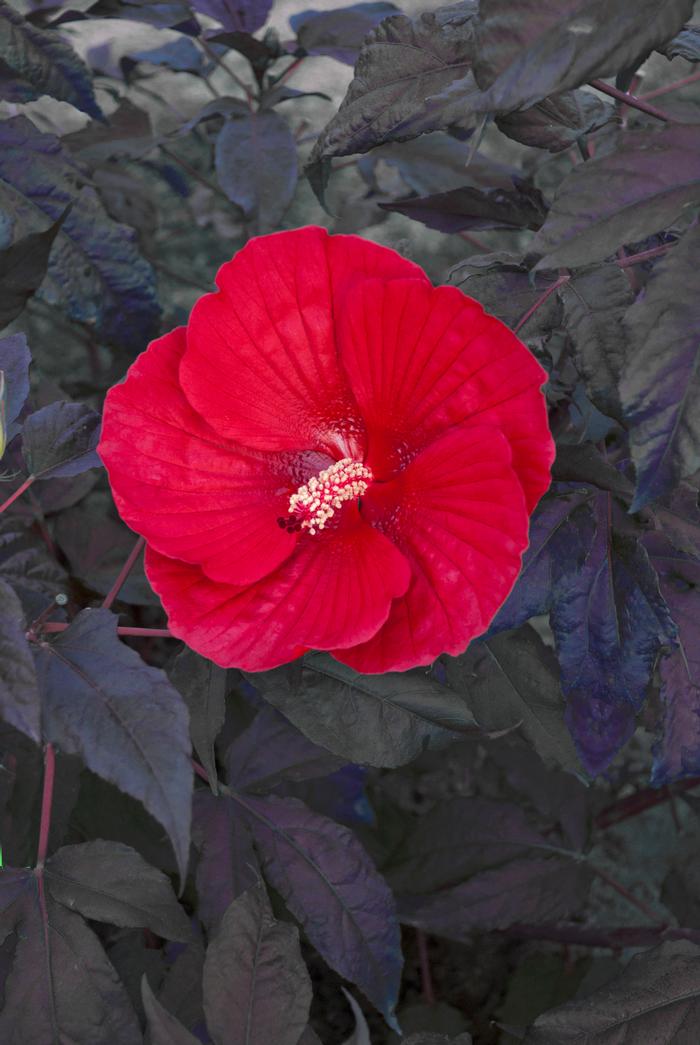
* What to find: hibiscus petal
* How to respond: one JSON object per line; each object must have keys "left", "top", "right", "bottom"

{"left": 338, "top": 277, "right": 554, "bottom": 510}
{"left": 181, "top": 226, "right": 427, "bottom": 455}
{"left": 334, "top": 426, "right": 530, "bottom": 673}
{"left": 144, "top": 510, "right": 411, "bottom": 670}
{"left": 98, "top": 328, "right": 297, "bottom": 587}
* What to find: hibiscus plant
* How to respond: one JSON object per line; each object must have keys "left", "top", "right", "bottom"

{"left": 1, "top": 0, "right": 700, "bottom": 1042}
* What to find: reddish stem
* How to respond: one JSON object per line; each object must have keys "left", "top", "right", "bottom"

{"left": 275, "top": 56, "right": 304, "bottom": 87}
{"left": 616, "top": 242, "right": 674, "bottom": 268}
{"left": 639, "top": 70, "right": 700, "bottom": 102}
{"left": 595, "top": 776, "right": 700, "bottom": 829}
{"left": 457, "top": 230, "right": 491, "bottom": 252}
{"left": 192, "top": 759, "right": 210, "bottom": 783}
{"left": 36, "top": 743, "right": 56, "bottom": 870}
{"left": 590, "top": 864, "right": 666, "bottom": 926}
{"left": 500, "top": 923, "right": 700, "bottom": 949}
{"left": 589, "top": 79, "right": 675, "bottom": 122}
{"left": 513, "top": 273, "right": 570, "bottom": 335}
{"left": 102, "top": 536, "right": 146, "bottom": 610}
{"left": 39, "top": 622, "right": 173, "bottom": 639}
{"left": 0, "top": 474, "right": 36, "bottom": 514}
{"left": 416, "top": 930, "right": 436, "bottom": 1005}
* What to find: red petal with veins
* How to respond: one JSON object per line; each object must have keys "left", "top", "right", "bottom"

{"left": 144, "top": 509, "right": 411, "bottom": 670}
{"left": 98, "top": 328, "right": 298, "bottom": 587}
{"left": 338, "top": 277, "right": 554, "bottom": 509}
{"left": 334, "top": 426, "right": 530, "bottom": 673}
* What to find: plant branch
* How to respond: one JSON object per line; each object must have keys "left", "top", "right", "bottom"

{"left": 589, "top": 863, "right": 666, "bottom": 925}
{"left": 595, "top": 777, "right": 700, "bottom": 829}
{"left": 513, "top": 274, "right": 570, "bottom": 335}
{"left": 416, "top": 930, "right": 436, "bottom": 1005}
{"left": 616, "top": 242, "right": 675, "bottom": 267}
{"left": 36, "top": 743, "right": 56, "bottom": 870}
{"left": 0, "top": 474, "right": 36, "bottom": 514}
{"left": 159, "top": 146, "right": 233, "bottom": 205}
{"left": 639, "top": 70, "right": 700, "bottom": 101}
{"left": 102, "top": 536, "right": 146, "bottom": 610}
{"left": 39, "top": 622, "right": 173, "bottom": 639}
{"left": 589, "top": 79, "right": 675, "bottom": 122}
{"left": 499, "top": 923, "right": 700, "bottom": 949}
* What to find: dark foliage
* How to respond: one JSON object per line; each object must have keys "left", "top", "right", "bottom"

{"left": 1, "top": 1, "right": 700, "bottom": 1042}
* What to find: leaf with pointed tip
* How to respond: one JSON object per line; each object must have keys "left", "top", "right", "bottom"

{"left": 193, "top": 789, "right": 259, "bottom": 931}
{"left": 0, "top": 867, "right": 141, "bottom": 1043}
{"left": 33, "top": 608, "right": 192, "bottom": 883}
{"left": 292, "top": 3, "right": 399, "bottom": 64}
{"left": 238, "top": 793, "right": 402, "bottom": 1024}
{"left": 155, "top": 939, "right": 206, "bottom": 1037}
{"left": 0, "top": 0, "right": 103, "bottom": 118}
{"left": 523, "top": 941, "right": 700, "bottom": 1044}
{"left": 190, "top": 0, "right": 272, "bottom": 33}
{"left": 0, "top": 578, "right": 40, "bottom": 743}
{"left": 202, "top": 883, "right": 312, "bottom": 1045}
{"left": 0, "top": 332, "right": 30, "bottom": 448}
{"left": 22, "top": 400, "right": 101, "bottom": 479}
{"left": 215, "top": 110, "right": 297, "bottom": 232}
{"left": 0, "top": 518, "right": 70, "bottom": 621}
{"left": 619, "top": 224, "right": 700, "bottom": 511}
{"left": 247, "top": 652, "right": 474, "bottom": 769}
{"left": 169, "top": 648, "right": 226, "bottom": 792}
{"left": 380, "top": 181, "right": 547, "bottom": 232}
{"left": 341, "top": 988, "right": 372, "bottom": 1045}
{"left": 0, "top": 213, "right": 67, "bottom": 331}
{"left": 495, "top": 90, "right": 613, "bottom": 152}
{"left": 530, "top": 124, "right": 700, "bottom": 270}
{"left": 472, "top": 0, "right": 693, "bottom": 112}
{"left": 45, "top": 841, "right": 191, "bottom": 940}
{"left": 142, "top": 978, "right": 200, "bottom": 1045}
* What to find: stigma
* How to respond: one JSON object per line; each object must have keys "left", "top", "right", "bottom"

{"left": 278, "top": 458, "right": 372, "bottom": 535}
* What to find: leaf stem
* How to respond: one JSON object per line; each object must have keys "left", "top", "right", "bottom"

{"left": 416, "top": 930, "right": 436, "bottom": 1005}
{"left": 639, "top": 70, "right": 700, "bottom": 101}
{"left": 39, "top": 622, "right": 173, "bottom": 638}
{"left": 513, "top": 274, "right": 570, "bottom": 334}
{"left": 589, "top": 863, "right": 667, "bottom": 925}
{"left": 589, "top": 79, "right": 675, "bottom": 122}
{"left": 102, "top": 535, "right": 146, "bottom": 610}
{"left": 36, "top": 743, "right": 56, "bottom": 870}
{"left": 159, "top": 145, "right": 234, "bottom": 205}
{"left": 616, "top": 242, "right": 675, "bottom": 268}
{"left": 0, "top": 474, "right": 36, "bottom": 514}
{"left": 199, "top": 38, "right": 256, "bottom": 108}
{"left": 274, "top": 56, "right": 305, "bottom": 87}
{"left": 595, "top": 776, "right": 700, "bottom": 829}
{"left": 457, "top": 230, "right": 491, "bottom": 252}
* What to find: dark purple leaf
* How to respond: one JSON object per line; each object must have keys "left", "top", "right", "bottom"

{"left": 564, "top": 691, "right": 637, "bottom": 778}
{"left": 380, "top": 181, "right": 547, "bottom": 232}
{"left": 215, "top": 110, "right": 298, "bottom": 232}
{"left": 192, "top": 789, "right": 259, "bottom": 931}
{"left": 0, "top": 116, "right": 161, "bottom": 348}
{"left": 550, "top": 445, "right": 635, "bottom": 502}
{"left": 291, "top": 3, "right": 399, "bottom": 64}
{"left": 0, "top": 0, "right": 103, "bottom": 118}
{"left": 0, "top": 578, "right": 40, "bottom": 743}
{"left": 202, "top": 883, "right": 312, "bottom": 1045}
{"left": 495, "top": 90, "right": 613, "bottom": 152}
{"left": 64, "top": 98, "right": 153, "bottom": 164}
{"left": 170, "top": 648, "right": 227, "bottom": 791}
{"left": 0, "top": 333, "right": 31, "bottom": 447}
{"left": 362, "top": 134, "right": 518, "bottom": 197}
{"left": 530, "top": 124, "right": 700, "bottom": 270}
{"left": 206, "top": 30, "right": 281, "bottom": 80}
{"left": 45, "top": 840, "right": 191, "bottom": 940}
{"left": 523, "top": 941, "right": 700, "bottom": 1044}
{"left": 0, "top": 517, "right": 69, "bottom": 621}
{"left": 247, "top": 652, "right": 474, "bottom": 768}
{"left": 0, "top": 867, "right": 141, "bottom": 1043}
{"left": 653, "top": 484, "right": 700, "bottom": 560}
{"left": 399, "top": 856, "right": 590, "bottom": 936}
{"left": 131, "top": 35, "right": 203, "bottom": 71}
{"left": 190, "top": 0, "right": 272, "bottom": 34}
{"left": 659, "top": 23, "right": 700, "bottom": 60}
{"left": 449, "top": 251, "right": 561, "bottom": 331}
{"left": 238, "top": 793, "right": 402, "bottom": 1024}
{"left": 33, "top": 608, "right": 193, "bottom": 883}
{"left": 22, "top": 401, "right": 100, "bottom": 479}
{"left": 0, "top": 212, "right": 67, "bottom": 331}
{"left": 155, "top": 938, "right": 206, "bottom": 1037}
{"left": 142, "top": 977, "right": 200, "bottom": 1045}
{"left": 619, "top": 224, "right": 700, "bottom": 510}
{"left": 472, "top": 0, "right": 693, "bottom": 112}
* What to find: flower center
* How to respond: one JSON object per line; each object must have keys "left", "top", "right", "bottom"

{"left": 278, "top": 458, "right": 373, "bottom": 535}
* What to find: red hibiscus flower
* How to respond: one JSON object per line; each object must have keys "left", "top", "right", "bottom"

{"left": 98, "top": 226, "right": 554, "bottom": 673}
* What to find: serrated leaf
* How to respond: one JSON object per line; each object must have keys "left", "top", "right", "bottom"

{"left": 22, "top": 400, "right": 101, "bottom": 480}
{"left": 292, "top": 3, "right": 399, "bottom": 64}
{"left": 0, "top": 867, "right": 141, "bottom": 1043}
{"left": 142, "top": 978, "right": 200, "bottom": 1045}
{"left": 0, "top": 213, "right": 67, "bottom": 331}
{"left": 247, "top": 652, "right": 474, "bottom": 769}
{"left": 45, "top": 841, "right": 191, "bottom": 940}
{"left": 619, "top": 224, "right": 700, "bottom": 510}
{"left": 495, "top": 89, "right": 613, "bottom": 152}
{"left": 0, "top": 332, "right": 30, "bottom": 450}
{"left": 523, "top": 941, "right": 700, "bottom": 1044}
{"left": 380, "top": 181, "right": 547, "bottom": 232}
{"left": 238, "top": 793, "right": 402, "bottom": 1024}
{"left": 472, "top": 0, "right": 693, "bottom": 112}
{"left": 0, "top": 0, "right": 103, "bottom": 119}
{"left": 0, "top": 518, "right": 69, "bottom": 621}
{"left": 169, "top": 648, "right": 226, "bottom": 792}
{"left": 33, "top": 608, "right": 192, "bottom": 883}
{"left": 530, "top": 124, "right": 700, "bottom": 269}
{"left": 215, "top": 109, "right": 297, "bottom": 232}
{"left": 202, "top": 883, "right": 312, "bottom": 1045}
{"left": 0, "top": 577, "right": 40, "bottom": 743}
{"left": 192, "top": 789, "right": 259, "bottom": 931}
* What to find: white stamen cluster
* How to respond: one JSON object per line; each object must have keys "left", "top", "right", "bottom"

{"left": 288, "top": 458, "right": 372, "bottom": 534}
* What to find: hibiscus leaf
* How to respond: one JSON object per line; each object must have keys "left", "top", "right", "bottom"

{"left": 202, "top": 882, "right": 312, "bottom": 1045}
{"left": 0, "top": 332, "right": 31, "bottom": 453}
{"left": 449, "top": 251, "right": 561, "bottom": 331}
{"left": 0, "top": 116, "right": 160, "bottom": 348}
{"left": 619, "top": 224, "right": 700, "bottom": 511}
{"left": 237, "top": 792, "right": 402, "bottom": 1025}
{"left": 215, "top": 110, "right": 298, "bottom": 232}
{"left": 0, "top": 868, "right": 141, "bottom": 1043}
{"left": 291, "top": 2, "right": 400, "bottom": 65}
{"left": 142, "top": 978, "right": 200, "bottom": 1045}
{"left": 22, "top": 400, "right": 101, "bottom": 480}
{"left": 0, "top": 577, "right": 41, "bottom": 743}
{"left": 32, "top": 608, "right": 193, "bottom": 884}
{"left": 192, "top": 789, "right": 259, "bottom": 932}
{"left": 495, "top": 90, "right": 613, "bottom": 153}
{"left": 45, "top": 840, "right": 191, "bottom": 940}
{"left": 653, "top": 484, "right": 700, "bottom": 560}
{"left": 530, "top": 124, "right": 700, "bottom": 270}
{"left": 658, "top": 23, "right": 700, "bottom": 60}
{"left": 380, "top": 181, "right": 547, "bottom": 232}
{"left": 190, "top": 0, "right": 273, "bottom": 34}
{"left": 155, "top": 937, "right": 206, "bottom": 1035}
{"left": 472, "top": 0, "right": 693, "bottom": 111}
{"left": 247, "top": 652, "right": 475, "bottom": 769}
{"left": 169, "top": 648, "right": 227, "bottom": 792}
{"left": 0, "top": 0, "right": 103, "bottom": 118}
{"left": 0, "top": 211, "right": 68, "bottom": 331}
{"left": 523, "top": 941, "right": 700, "bottom": 1044}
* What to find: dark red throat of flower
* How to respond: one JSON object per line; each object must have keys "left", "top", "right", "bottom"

{"left": 277, "top": 457, "right": 373, "bottom": 535}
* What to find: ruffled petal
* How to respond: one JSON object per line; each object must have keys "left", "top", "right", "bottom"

{"left": 180, "top": 226, "right": 428, "bottom": 455}
{"left": 144, "top": 509, "right": 411, "bottom": 670}
{"left": 338, "top": 277, "right": 554, "bottom": 510}
{"left": 98, "top": 328, "right": 297, "bottom": 587}
{"left": 334, "top": 426, "right": 530, "bottom": 673}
